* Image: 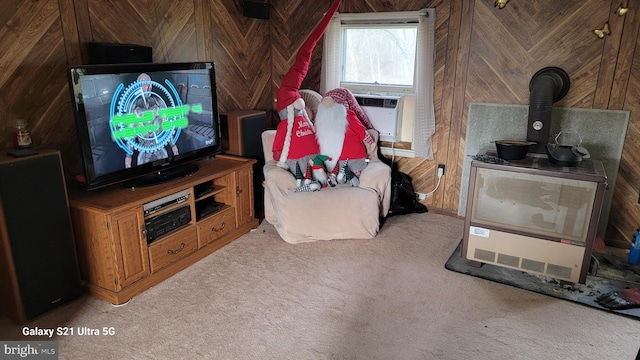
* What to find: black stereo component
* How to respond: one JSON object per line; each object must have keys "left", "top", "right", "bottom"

{"left": 145, "top": 205, "right": 192, "bottom": 244}
{"left": 87, "top": 42, "right": 152, "bottom": 64}
{"left": 196, "top": 200, "right": 224, "bottom": 220}
{"left": 243, "top": 0, "right": 269, "bottom": 19}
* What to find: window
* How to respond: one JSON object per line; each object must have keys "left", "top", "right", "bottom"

{"left": 321, "top": 9, "right": 435, "bottom": 159}
{"left": 342, "top": 26, "right": 417, "bottom": 88}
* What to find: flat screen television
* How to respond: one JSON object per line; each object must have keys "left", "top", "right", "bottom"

{"left": 68, "top": 61, "right": 222, "bottom": 190}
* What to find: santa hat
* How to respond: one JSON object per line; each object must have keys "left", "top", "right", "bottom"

{"left": 322, "top": 87, "right": 375, "bottom": 130}
{"left": 310, "top": 154, "right": 331, "bottom": 166}
{"left": 276, "top": 0, "right": 342, "bottom": 168}
{"left": 276, "top": 0, "right": 342, "bottom": 114}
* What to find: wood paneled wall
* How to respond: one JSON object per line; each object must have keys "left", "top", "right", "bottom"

{"left": 1, "top": 0, "right": 638, "bottom": 246}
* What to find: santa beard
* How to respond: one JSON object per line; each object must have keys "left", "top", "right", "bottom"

{"left": 315, "top": 102, "right": 347, "bottom": 173}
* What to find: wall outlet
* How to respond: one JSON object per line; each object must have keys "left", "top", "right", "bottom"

{"left": 437, "top": 164, "right": 445, "bottom": 177}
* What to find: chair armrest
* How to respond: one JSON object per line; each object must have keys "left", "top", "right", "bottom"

{"left": 263, "top": 160, "right": 296, "bottom": 189}
{"left": 359, "top": 159, "right": 392, "bottom": 216}
{"left": 262, "top": 130, "right": 277, "bottom": 162}
{"left": 359, "top": 159, "right": 391, "bottom": 190}
{"left": 365, "top": 129, "right": 380, "bottom": 157}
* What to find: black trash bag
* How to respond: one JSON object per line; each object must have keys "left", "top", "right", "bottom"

{"left": 387, "top": 165, "right": 427, "bottom": 217}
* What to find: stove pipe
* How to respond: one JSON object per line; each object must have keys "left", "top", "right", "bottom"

{"left": 526, "top": 67, "right": 570, "bottom": 153}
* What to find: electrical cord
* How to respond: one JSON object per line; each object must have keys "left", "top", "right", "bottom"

{"left": 416, "top": 168, "right": 443, "bottom": 199}
{"left": 390, "top": 141, "right": 396, "bottom": 164}
{"left": 387, "top": 140, "right": 442, "bottom": 197}
{"left": 423, "top": 171, "right": 442, "bottom": 196}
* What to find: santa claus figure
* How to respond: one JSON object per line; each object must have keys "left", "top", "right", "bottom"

{"left": 315, "top": 87, "right": 375, "bottom": 186}
{"left": 271, "top": 0, "right": 342, "bottom": 191}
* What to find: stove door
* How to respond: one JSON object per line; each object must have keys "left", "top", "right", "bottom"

{"left": 470, "top": 167, "right": 598, "bottom": 243}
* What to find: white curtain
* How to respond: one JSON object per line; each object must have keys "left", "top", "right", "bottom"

{"left": 321, "top": 15, "right": 341, "bottom": 94}
{"left": 321, "top": 9, "right": 436, "bottom": 159}
{"left": 414, "top": 9, "right": 436, "bottom": 159}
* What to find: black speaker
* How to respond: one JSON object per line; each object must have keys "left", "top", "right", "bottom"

{"left": 0, "top": 150, "right": 82, "bottom": 323}
{"left": 243, "top": 0, "right": 269, "bottom": 19}
{"left": 220, "top": 110, "right": 268, "bottom": 216}
{"left": 87, "top": 42, "right": 153, "bottom": 64}
{"left": 220, "top": 110, "right": 268, "bottom": 159}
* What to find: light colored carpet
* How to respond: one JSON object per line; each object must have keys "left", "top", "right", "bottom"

{"left": 1, "top": 212, "right": 639, "bottom": 360}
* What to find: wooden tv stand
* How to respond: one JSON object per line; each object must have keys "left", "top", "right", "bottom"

{"left": 68, "top": 155, "right": 259, "bottom": 304}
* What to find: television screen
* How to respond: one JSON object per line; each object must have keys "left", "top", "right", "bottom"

{"left": 68, "top": 62, "right": 222, "bottom": 190}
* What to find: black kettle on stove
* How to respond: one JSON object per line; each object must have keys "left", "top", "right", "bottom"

{"left": 546, "top": 131, "right": 590, "bottom": 167}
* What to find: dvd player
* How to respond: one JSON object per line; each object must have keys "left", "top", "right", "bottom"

{"left": 143, "top": 189, "right": 190, "bottom": 216}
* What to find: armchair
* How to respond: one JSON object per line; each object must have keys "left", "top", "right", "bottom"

{"left": 261, "top": 128, "right": 391, "bottom": 244}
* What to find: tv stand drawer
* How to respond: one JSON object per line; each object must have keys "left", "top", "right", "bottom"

{"left": 148, "top": 226, "right": 198, "bottom": 272}
{"left": 197, "top": 206, "right": 236, "bottom": 247}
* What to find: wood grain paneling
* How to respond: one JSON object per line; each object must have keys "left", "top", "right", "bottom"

{"left": 208, "top": 1, "right": 272, "bottom": 114}
{"left": 1, "top": 0, "right": 639, "bottom": 246}
{"left": 0, "top": 0, "right": 77, "bottom": 172}
{"left": 607, "top": 2, "right": 640, "bottom": 246}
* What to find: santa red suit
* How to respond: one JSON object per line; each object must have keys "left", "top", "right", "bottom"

{"left": 315, "top": 88, "right": 375, "bottom": 179}
{"left": 272, "top": 116, "right": 317, "bottom": 162}
{"left": 271, "top": 0, "right": 341, "bottom": 181}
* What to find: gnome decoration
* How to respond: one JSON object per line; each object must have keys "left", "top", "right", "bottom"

{"left": 294, "top": 162, "right": 320, "bottom": 192}
{"left": 343, "top": 163, "right": 360, "bottom": 187}
{"left": 271, "top": 0, "right": 342, "bottom": 192}
{"left": 315, "top": 87, "right": 375, "bottom": 186}
{"left": 309, "top": 155, "right": 331, "bottom": 188}
{"left": 333, "top": 158, "right": 359, "bottom": 187}
{"left": 336, "top": 158, "right": 349, "bottom": 184}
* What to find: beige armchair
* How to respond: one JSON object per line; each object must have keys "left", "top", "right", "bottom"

{"left": 261, "top": 127, "right": 392, "bottom": 244}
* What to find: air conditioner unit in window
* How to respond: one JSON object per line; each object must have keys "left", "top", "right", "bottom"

{"left": 354, "top": 94, "right": 403, "bottom": 142}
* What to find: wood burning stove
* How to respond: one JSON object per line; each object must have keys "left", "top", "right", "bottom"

{"left": 462, "top": 154, "right": 607, "bottom": 283}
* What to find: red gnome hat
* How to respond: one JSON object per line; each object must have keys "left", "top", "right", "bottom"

{"left": 276, "top": 0, "right": 342, "bottom": 167}
{"left": 276, "top": 0, "right": 342, "bottom": 115}
{"left": 322, "top": 87, "right": 375, "bottom": 148}
{"left": 323, "top": 87, "right": 375, "bottom": 130}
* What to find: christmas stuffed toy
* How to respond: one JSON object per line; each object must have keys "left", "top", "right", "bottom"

{"left": 272, "top": 0, "right": 342, "bottom": 191}
{"left": 309, "top": 155, "right": 331, "bottom": 188}
{"left": 337, "top": 159, "right": 360, "bottom": 187}
{"left": 293, "top": 163, "right": 320, "bottom": 192}
{"left": 315, "top": 87, "right": 375, "bottom": 186}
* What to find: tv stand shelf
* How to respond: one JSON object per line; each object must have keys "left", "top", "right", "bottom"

{"left": 68, "top": 155, "right": 258, "bottom": 304}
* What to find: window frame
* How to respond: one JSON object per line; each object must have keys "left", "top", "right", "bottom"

{"left": 321, "top": 9, "right": 435, "bottom": 159}
{"left": 339, "top": 23, "right": 419, "bottom": 94}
